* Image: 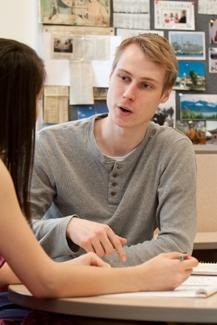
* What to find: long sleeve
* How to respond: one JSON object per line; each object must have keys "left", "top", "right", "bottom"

{"left": 30, "top": 131, "right": 79, "bottom": 260}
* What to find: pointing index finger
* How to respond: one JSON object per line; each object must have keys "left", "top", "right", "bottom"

{"left": 107, "top": 229, "right": 127, "bottom": 262}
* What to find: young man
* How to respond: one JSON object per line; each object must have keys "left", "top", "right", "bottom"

{"left": 31, "top": 34, "right": 197, "bottom": 266}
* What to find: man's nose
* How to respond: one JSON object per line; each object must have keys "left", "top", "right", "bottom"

{"left": 122, "top": 84, "right": 136, "bottom": 101}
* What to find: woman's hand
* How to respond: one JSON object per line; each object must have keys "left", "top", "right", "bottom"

{"left": 70, "top": 252, "right": 111, "bottom": 268}
{"left": 138, "top": 252, "right": 198, "bottom": 291}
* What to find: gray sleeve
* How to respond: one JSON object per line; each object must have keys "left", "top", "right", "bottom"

{"left": 32, "top": 216, "right": 75, "bottom": 260}
{"left": 105, "top": 138, "right": 197, "bottom": 267}
{"left": 30, "top": 135, "right": 76, "bottom": 260}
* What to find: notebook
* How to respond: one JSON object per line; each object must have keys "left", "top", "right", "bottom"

{"left": 193, "top": 262, "right": 217, "bottom": 275}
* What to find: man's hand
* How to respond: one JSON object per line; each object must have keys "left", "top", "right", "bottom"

{"left": 66, "top": 218, "right": 127, "bottom": 262}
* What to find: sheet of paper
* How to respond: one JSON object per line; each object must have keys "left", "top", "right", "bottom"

{"left": 113, "top": 13, "right": 150, "bottom": 29}
{"left": 116, "top": 29, "right": 164, "bottom": 38}
{"left": 73, "top": 36, "right": 110, "bottom": 61}
{"left": 42, "top": 31, "right": 120, "bottom": 87}
{"left": 44, "top": 60, "right": 70, "bottom": 86}
{"left": 113, "top": 0, "right": 149, "bottom": 13}
{"left": 193, "top": 262, "right": 217, "bottom": 275}
{"left": 69, "top": 61, "right": 94, "bottom": 105}
{"left": 198, "top": 0, "right": 217, "bottom": 14}
{"left": 43, "top": 86, "right": 69, "bottom": 123}
{"left": 91, "top": 60, "right": 111, "bottom": 87}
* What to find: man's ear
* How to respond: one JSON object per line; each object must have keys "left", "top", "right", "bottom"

{"left": 160, "top": 88, "right": 172, "bottom": 104}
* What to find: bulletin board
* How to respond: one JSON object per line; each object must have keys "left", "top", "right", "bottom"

{"left": 39, "top": 0, "right": 217, "bottom": 151}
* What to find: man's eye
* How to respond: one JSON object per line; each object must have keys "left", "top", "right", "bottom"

{"left": 143, "top": 83, "right": 152, "bottom": 89}
{"left": 119, "top": 74, "right": 130, "bottom": 81}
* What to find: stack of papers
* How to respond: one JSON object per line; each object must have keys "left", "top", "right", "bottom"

{"left": 193, "top": 262, "right": 217, "bottom": 275}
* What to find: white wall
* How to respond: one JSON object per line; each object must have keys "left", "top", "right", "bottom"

{"left": 0, "top": 0, "right": 41, "bottom": 51}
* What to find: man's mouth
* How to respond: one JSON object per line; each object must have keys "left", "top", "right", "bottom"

{"left": 118, "top": 105, "right": 131, "bottom": 113}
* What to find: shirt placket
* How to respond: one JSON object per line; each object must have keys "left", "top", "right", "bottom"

{"left": 108, "top": 161, "right": 123, "bottom": 205}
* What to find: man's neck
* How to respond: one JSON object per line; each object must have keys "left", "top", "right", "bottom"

{"left": 94, "top": 116, "right": 148, "bottom": 157}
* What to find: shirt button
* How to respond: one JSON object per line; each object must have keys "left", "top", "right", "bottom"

{"left": 117, "top": 164, "right": 121, "bottom": 169}
{"left": 112, "top": 182, "right": 117, "bottom": 186}
{"left": 111, "top": 191, "right": 116, "bottom": 196}
{"left": 112, "top": 173, "right": 118, "bottom": 177}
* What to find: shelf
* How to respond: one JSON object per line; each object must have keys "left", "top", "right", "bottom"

{"left": 194, "top": 145, "right": 217, "bottom": 154}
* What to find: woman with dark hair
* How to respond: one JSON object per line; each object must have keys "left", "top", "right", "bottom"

{"left": 0, "top": 38, "right": 197, "bottom": 322}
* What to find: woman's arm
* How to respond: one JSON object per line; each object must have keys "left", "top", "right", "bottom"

{"left": 0, "top": 263, "right": 20, "bottom": 289}
{"left": 0, "top": 160, "right": 198, "bottom": 298}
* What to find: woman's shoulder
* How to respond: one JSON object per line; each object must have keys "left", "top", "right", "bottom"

{"left": 0, "top": 159, "right": 16, "bottom": 197}
{"left": 0, "top": 159, "right": 11, "bottom": 182}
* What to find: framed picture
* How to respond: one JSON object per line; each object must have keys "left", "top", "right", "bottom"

{"left": 169, "top": 31, "right": 206, "bottom": 60}
{"left": 180, "top": 94, "right": 217, "bottom": 120}
{"left": 174, "top": 61, "right": 206, "bottom": 91}
{"left": 40, "top": 0, "right": 111, "bottom": 27}
{"left": 154, "top": 0, "right": 195, "bottom": 30}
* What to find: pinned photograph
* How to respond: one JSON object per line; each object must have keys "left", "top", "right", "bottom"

{"left": 169, "top": 32, "right": 206, "bottom": 60}
{"left": 176, "top": 120, "right": 206, "bottom": 144}
{"left": 180, "top": 94, "right": 217, "bottom": 120}
{"left": 174, "top": 61, "right": 206, "bottom": 91}
{"left": 154, "top": 1, "right": 195, "bottom": 30}
{"left": 209, "top": 19, "right": 217, "bottom": 44}
{"left": 152, "top": 91, "right": 176, "bottom": 127}
{"left": 52, "top": 34, "right": 74, "bottom": 59}
{"left": 209, "top": 48, "right": 217, "bottom": 73}
{"left": 206, "top": 121, "right": 217, "bottom": 144}
{"left": 40, "top": 0, "right": 110, "bottom": 27}
{"left": 77, "top": 102, "right": 108, "bottom": 119}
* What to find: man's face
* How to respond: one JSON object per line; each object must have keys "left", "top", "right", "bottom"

{"left": 106, "top": 44, "right": 171, "bottom": 130}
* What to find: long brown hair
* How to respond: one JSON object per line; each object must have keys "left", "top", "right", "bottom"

{"left": 0, "top": 38, "right": 45, "bottom": 221}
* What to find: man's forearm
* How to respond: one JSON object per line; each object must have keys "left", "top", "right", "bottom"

{"left": 104, "top": 233, "right": 195, "bottom": 267}
{"left": 32, "top": 216, "right": 77, "bottom": 260}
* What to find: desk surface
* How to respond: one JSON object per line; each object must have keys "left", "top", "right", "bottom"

{"left": 194, "top": 232, "right": 217, "bottom": 250}
{"left": 9, "top": 284, "right": 217, "bottom": 323}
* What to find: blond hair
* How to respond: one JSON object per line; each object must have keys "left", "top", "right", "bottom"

{"left": 111, "top": 33, "right": 178, "bottom": 92}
